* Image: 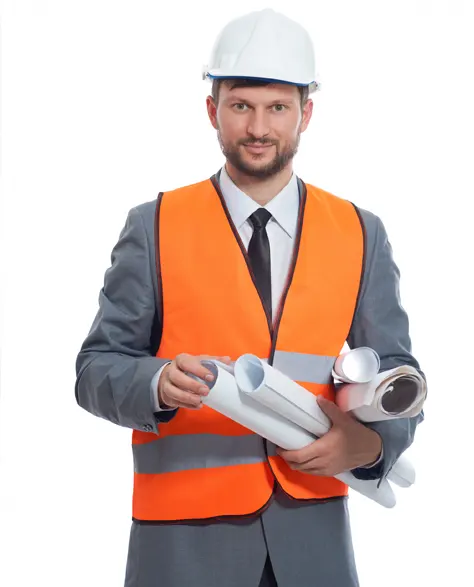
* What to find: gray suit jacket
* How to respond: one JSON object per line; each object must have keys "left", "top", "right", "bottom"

{"left": 75, "top": 173, "right": 425, "bottom": 587}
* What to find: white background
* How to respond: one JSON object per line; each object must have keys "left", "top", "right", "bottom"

{"left": 1, "top": 0, "right": 473, "bottom": 585}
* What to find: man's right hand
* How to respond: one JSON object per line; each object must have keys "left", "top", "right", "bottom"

{"left": 158, "top": 353, "right": 232, "bottom": 410}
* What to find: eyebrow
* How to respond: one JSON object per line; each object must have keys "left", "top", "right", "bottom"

{"left": 226, "top": 97, "right": 294, "bottom": 106}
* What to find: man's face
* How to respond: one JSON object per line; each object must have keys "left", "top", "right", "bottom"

{"left": 207, "top": 82, "right": 313, "bottom": 179}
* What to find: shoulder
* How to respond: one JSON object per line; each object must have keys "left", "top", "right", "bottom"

{"left": 354, "top": 205, "right": 384, "bottom": 245}
{"left": 120, "top": 199, "right": 158, "bottom": 250}
{"left": 133, "top": 199, "right": 158, "bottom": 219}
{"left": 126, "top": 176, "right": 210, "bottom": 242}
{"left": 302, "top": 180, "right": 386, "bottom": 254}
{"left": 303, "top": 180, "right": 383, "bottom": 236}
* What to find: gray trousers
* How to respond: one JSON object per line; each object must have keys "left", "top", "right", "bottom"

{"left": 124, "top": 487, "right": 359, "bottom": 587}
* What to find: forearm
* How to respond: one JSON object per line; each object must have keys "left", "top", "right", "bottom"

{"left": 76, "top": 350, "right": 171, "bottom": 432}
{"left": 351, "top": 411, "right": 424, "bottom": 481}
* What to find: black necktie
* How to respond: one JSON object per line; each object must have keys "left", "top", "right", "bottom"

{"left": 248, "top": 208, "right": 272, "bottom": 318}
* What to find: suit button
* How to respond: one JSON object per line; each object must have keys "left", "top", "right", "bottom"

{"left": 143, "top": 424, "right": 153, "bottom": 432}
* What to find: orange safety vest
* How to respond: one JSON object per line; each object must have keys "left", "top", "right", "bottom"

{"left": 132, "top": 174, "right": 364, "bottom": 522}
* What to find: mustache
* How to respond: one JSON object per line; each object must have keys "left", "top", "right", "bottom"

{"left": 240, "top": 139, "right": 275, "bottom": 146}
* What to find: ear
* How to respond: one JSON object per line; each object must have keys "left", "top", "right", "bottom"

{"left": 300, "top": 98, "right": 313, "bottom": 133}
{"left": 206, "top": 96, "right": 218, "bottom": 130}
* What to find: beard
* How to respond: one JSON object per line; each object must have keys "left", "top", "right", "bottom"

{"left": 217, "top": 129, "right": 301, "bottom": 179}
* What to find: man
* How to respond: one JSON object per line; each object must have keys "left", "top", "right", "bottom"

{"left": 75, "top": 8, "right": 425, "bottom": 587}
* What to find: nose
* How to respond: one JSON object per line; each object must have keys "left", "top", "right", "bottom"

{"left": 246, "top": 109, "right": 271, "bottom": 141}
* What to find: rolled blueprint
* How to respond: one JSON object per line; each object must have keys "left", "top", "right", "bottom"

{"left": 234, "top": 354, "right": 332, "bottom": 437}
{"left": 200, "top": 363, "right": 319, "bottom": 449}
{"left": 194, "top": 361, "right": 396, "bottom": 508}
{"left": 233, "top": 354, "right": 415, "bottom": 489}
{"left": 332, "top": 347, "right": 380, "bottom": 383}
{"left": 335, "top": 365, "right": 427, "bottom": 422}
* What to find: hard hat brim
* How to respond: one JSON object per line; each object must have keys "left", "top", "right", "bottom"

{"left": 204, "top": 73, "right": 319, "bottom": 93}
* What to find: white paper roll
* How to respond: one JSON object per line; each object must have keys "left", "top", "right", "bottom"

{"left": 332, "top": 347, "right": 380, "bottom": 383}
{"left": 233, "top": 355, "right": 414, "bottom": 491}
{"left": 335, "top": 366, "right": 427, "bottom": 422}
{"left": 234, "top": 354, "right": 331, "bottom": 437}
{"left": 200, "top": 363, "right": 317, "bottom": 450}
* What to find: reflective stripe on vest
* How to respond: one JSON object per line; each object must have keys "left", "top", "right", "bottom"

{"left": 131, "top": 175, "right": 364, "bottom": 522}
{"left": 134, "top": 433, "right": 266, "bottom": 474}
{"left": 272, "top": 350, "right": 335, "bottom": 384}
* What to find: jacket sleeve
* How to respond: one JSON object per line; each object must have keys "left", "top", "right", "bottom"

{"left": 347, "top": 209, "right": 426, "bottom": 482}
{"left": 75, "top": 206, "right": 177, "bottom": 434}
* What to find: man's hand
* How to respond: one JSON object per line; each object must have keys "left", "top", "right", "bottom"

{"left": 276, "top": 395, "right": 383, "bottom": 477}
{"left": 158, "top": 353, "right": 232, "bottom": 410}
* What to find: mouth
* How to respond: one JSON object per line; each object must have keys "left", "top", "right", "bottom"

{"left": 243, "top": 144, "right": 273, "bottom": 153}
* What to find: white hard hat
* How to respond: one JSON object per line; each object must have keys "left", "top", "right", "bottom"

{"left": 202, "top": 8, "right": 320, "bottom": 93}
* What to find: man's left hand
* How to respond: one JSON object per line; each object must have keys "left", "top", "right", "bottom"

{"left": 276, "top": 396, "right": 383, "bottom": 477}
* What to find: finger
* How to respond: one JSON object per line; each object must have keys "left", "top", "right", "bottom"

{"left": 283, "top": 452, "right": 319, "bottom": 467}
{"left": 277, "top": 439, "right": 326, "bottom": 464}
{"left": 317, "top": 396, "right": 350, "bottom": 426}
{"left": 168, "top": 367, "right": 211, "bottom": 397}
{"left": 162, "top": 392, "right": 202, "bottom": 410}
{"left": 169, "top": 400, "right": 203, "bottom": 411}
{"left": 162, "top": 383, "right": 203, "bottom": 410}
{"left": 288, "top": 429, "right": 339, "bottom": 461}
{"left": 284, "top": 454, "right": 327, "bottom": 471}
{"left": 294, "top": 457, "right": 326, "bottom": 471}
{"left": 176, "top": 354, "right": 216, "bottom": 382}
{"left": 215, "top": 356, "right": 232, "bottom": 364}
{"left": 303, "top": 453, "right": 345, "bottom": 476}
{"left": 290, "top": 456, "right": 331, "bottom": 474}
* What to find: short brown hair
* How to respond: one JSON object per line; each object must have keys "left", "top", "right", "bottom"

{"left": 212, "top": 78, "right": 309, "bottom": 110}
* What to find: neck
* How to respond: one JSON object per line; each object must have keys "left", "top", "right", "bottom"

{"left": 225, "top": 162, "right": 293, "bottom": 206}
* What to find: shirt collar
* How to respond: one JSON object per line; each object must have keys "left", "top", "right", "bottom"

{"left": 218, "top": 166, "right": 299, "bottom": 238}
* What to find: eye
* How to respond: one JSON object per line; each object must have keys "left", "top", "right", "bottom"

{"left": 233, "top": 103, "right": 248, "bottom": 111}
{"left": 272, "top": 104, "right": 287, "bottom": 112}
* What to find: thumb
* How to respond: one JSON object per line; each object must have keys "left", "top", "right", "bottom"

{"left": 317, "top": 395, "right": 347, "bottom": 425}
{"left": 217, "top": 356, "right": 233, "bottom": 364}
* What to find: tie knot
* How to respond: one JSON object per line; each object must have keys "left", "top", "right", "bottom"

{"left": 249, "top": 208, "right": 272, "bottom": 230}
